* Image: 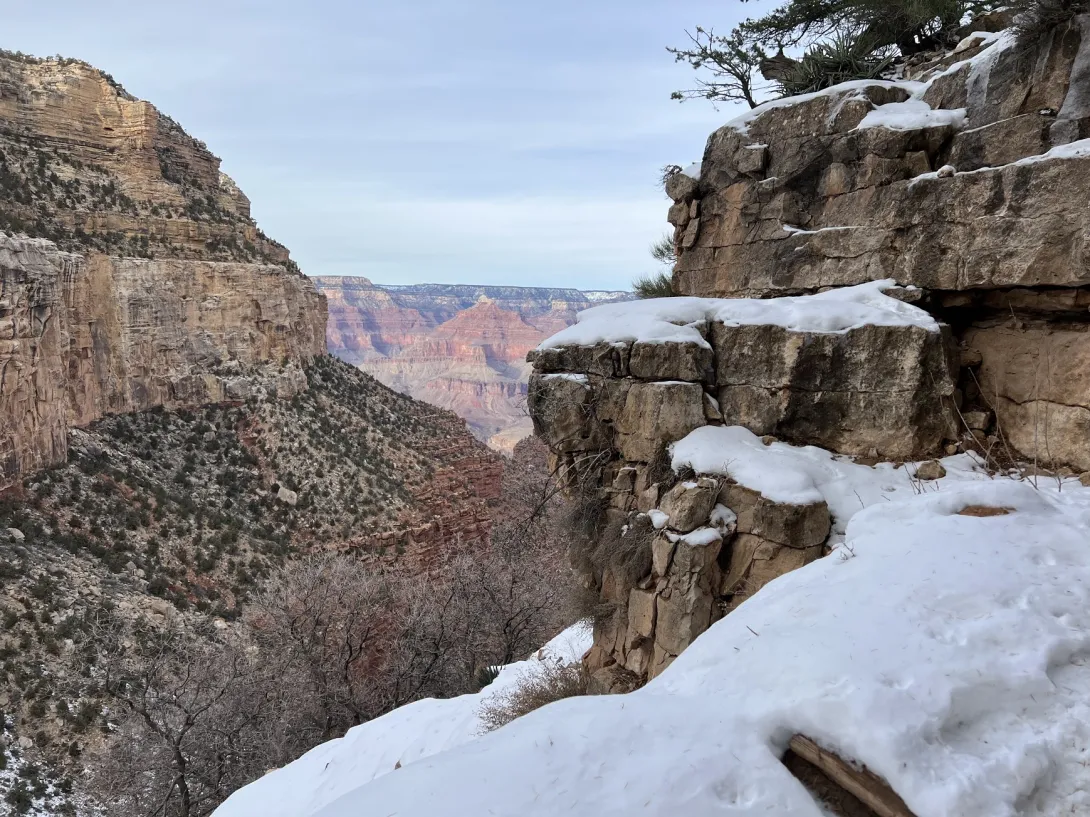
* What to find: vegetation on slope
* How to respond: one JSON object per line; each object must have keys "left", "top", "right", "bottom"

{"left": 0, "top": 358, "right": 578, "bottom": 817}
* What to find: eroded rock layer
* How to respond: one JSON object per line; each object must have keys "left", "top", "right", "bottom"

{"left": 1, "top": 233, "right": 325, "bottom": 486}
{"left": 530, "top": 16, "right": 1090, "bottom": 690}
{"left": 315, "top": 276, "right": 630, "bottom": 451}
{"left": 666, "top": 17, "right": 1090, "bottom": 470}
{"left": 0, "top": 52, "right": 327, "bottom": 487}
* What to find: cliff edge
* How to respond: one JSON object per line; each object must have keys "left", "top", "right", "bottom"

{"left": 0, "top": 51, "right": 327, "bottom": 487}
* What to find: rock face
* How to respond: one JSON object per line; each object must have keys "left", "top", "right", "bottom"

{"left": 529, "top": 306, "right": 958, "bottom": 463}
{"left": 527, "top": 285, "right": 953, "bottom": 687}
{"left": 530, "top": 17, "right": 1090, "bottom": 689}
{"left": 315, "top": 276, "right": 629, "bottom": 452}
{"left": 665, "top": 19, "right": 1090, "bottom": 471}
{"left": 0, "top": 53, "right": 326, "bottom": 488}
{"left": 0, "top": 51, "right": 286, "bottom": 263}
{"left": 671, "top": 24, "right": 1090, "bottom": 299}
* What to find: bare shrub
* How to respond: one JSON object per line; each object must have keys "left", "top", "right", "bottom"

{"left": 1013, "top": 0, "right": 1088, "bottom": 45}
{"left": 88, "top": 617, "right": 286, "bottom": 817}
{"left": 477, "top": 662, "right": 591, "bottom": 733}
{"left": 589, "top": 514, "right": 655, "bottom": 587}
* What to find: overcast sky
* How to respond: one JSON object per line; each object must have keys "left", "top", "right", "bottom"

{"left": 6, "top": 0, "right": 756, "bottom": 290}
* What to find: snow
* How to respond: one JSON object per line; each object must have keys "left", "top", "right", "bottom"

{"left": 647, "top": 509, "right": 669, "bottom": 529}
{"left": 211, "top": 623, "right": 592, "bottom": 817}
{"left": 856, "top": 99, "right": 966, "bottom": 131}
{"left": 537, "top": 280, "right": 938, "bottom": 351}
{"left": 293, "top": 472, "right": 1090, "bottom": 817}
{"left": 666, "top": 526, "right": 722, "bottom": 546}
{"left": 710, "top": 503, "right": 737, "bottom": 529}
{"left": 723, "top": 79, "right": 927, "bottom": 134}
{"left": 681, "top": 161, "right": 702, "bottom": 179}
{"left": 911, "top": 138, "right": 1090, "bottom": 185}
{"left": 670, "top": 425, "right": 1002, "bottom": 532}
{"left": 721, "top": 30, "right": 1012, "bottom": 143}
{"left": 539, "top": 372, "right": 590, "bottom": 384}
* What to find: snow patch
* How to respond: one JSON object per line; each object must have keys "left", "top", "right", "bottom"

{"left": 648, "top": 509, "right": 670, "bottom": 530}
{"left": 537, "top": 280, "right": 938, "bottom": 351}
{"left": 856, "top": 99, "right": 966, "bottom": 131}
{"left": 299, "top": 475, "right": 1090, "bottom": 817}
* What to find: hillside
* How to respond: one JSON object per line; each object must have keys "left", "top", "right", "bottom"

{"left": 0, "top": 355, "right": 502, "bottom": 806}
{"left": 314, "top": 276, "right": 630, "bottom": 452}
{"left": 0, "top": 47, "right": 522, "bottom": 817}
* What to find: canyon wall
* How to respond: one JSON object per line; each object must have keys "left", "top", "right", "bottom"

{"left": 667, "top": 18, "right": 1090, "bottom": 470}
{"left": 315, "top": 276, "right": 629, "bottom": 452}
{"left": 0, "top": 51, "right": 326, "bottom": 488}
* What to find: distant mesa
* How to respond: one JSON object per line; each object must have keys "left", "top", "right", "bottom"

{"left": 311, "top": 277, "right": 632, "bottom": 453}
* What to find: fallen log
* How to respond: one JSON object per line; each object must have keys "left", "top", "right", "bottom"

{"left": 787, "top": 735, "right": 917, "bottom": 817}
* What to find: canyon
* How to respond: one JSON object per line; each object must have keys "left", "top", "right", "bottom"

{"left": 0, "top": 48, "right": 529, "bottom": 812}
{"left": 314, "top": 277, "right": 630, "bottom": 452}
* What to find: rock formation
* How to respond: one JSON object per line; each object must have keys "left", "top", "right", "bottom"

{"left": 315, "top": 276, "right": 629, "bottom": 451}
{"left": 666, "top": 19, "right": 1090, "bottom": 470}
{"left": 529, "top": 16, "right": 1090, "bottom": 689}
{"left": 0, "top": 52, "right": 326, "bottom": 488}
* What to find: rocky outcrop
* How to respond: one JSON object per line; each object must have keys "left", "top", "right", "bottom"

{"left": 665, "top": 19, "right": 1090, "bottom": 471}
{"left": 528, "top": 285, "right": 955, "bottom": 687}
{"left": 529, "top": 290, "right": 958, "bottom": 463}
{"left": 670, "top": 24, "right": 1090, "bottom": 299}
{"left": 0, "top": 51, "right": 287, "bottom": 263}
{"left": 531, "top": 16, "right": 1090, "bottom": 689}
{"left": 0, "top": 53, "right": 327, "bottom": 488}
{"left": 315, "top": 276, "right": 629, "bottom": 451}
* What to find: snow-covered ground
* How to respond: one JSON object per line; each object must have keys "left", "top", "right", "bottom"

{"left": 212, "top": 623, "right": 592, "bottom": 817}
{"left": 216, "top": 427, "right": 1090, "bottom": 817}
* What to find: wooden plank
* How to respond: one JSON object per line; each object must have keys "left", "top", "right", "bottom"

{"left": 788, "top": 735, "right": 917, "bottom": 817}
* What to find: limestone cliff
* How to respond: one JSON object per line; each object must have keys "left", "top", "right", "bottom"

{"left": 315, "top": 276, "right": 629, "bottom": 451}
{"left": 667, "top": 18, "right": 1090, "bottom": 471}
{"left": 529, "top": 15, "right": 1090, "bottom": 691}
{"left": 0, "top": 51, "right": 326, "bottom": 487}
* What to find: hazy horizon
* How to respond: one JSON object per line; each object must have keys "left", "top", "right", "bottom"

{"left": 5, "top": 0, "right": 754, "bottom": 290}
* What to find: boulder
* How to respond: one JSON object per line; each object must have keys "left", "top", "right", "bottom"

{"left": 615, "top": 381, "right": 705, "bottom": 462}
{"left": 721, "top": 534, "right": 824, "bottom": 606}
{"left": 718, "top": 483, "right": 830, "bottom": 547}
{"left": 658, "top": 478, "right": 719, "bottom": 533}
{"left": 276, "top": 486, "right": 299, "bottom": 506}
{"left": 713, "top": 321, "right": 958, "bottom": 459}
{"left": 628, "top": 339, "right": 713, "bottom": 382}
{"left": 962, "top": 323, "right": 1090, "bottom": 470}
{"left": 651, "top": 529, "right": 723, "bottom": 666}
{"left": 529, "top": 342, "right": 629, "bottom": 378}
{"left": 527, "top": 373, "right": 607, "bottom": 453}
{"left": 915, "top": 460, "right": 947, "bottom": 480}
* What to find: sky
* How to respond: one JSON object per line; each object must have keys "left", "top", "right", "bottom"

{"left": 5, "top": 0, "right": 756, "bottom": 290}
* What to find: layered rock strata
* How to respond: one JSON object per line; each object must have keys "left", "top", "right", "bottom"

{"left": 0, "top": 52, "right": 327, "bottom": 487}
{"left": 1, "top": 233, "right": 325, "bottom": 486}
{"left": 315, "top": 276, "right": 630, "bottom": 451}
{"left": 529, "top": 285, "right": 957, "bottom": 688}
{"left": 666, "top": 18, "right": 1090, "bottom": 471}
{"left": 531, "top": 16, "right": 1090, "bottom": 688}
